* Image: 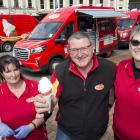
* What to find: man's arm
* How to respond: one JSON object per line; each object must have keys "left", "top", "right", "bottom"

{"left": 106, "top": 88, "right": 115, "bottom": 138}
{"left": 109, "top": 87, "right": 115, "bottom": 108}
{"left": 100, "top": 103, "right": 115, "bottom": 140}
{"left": 100, "top": 88, "right": 115, "bottom": 140}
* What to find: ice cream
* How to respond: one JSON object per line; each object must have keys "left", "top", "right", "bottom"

{"left": 38, "top": 77, "right": 52, "bottom": 113}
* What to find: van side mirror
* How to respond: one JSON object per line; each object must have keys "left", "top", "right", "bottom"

{"left": 21, "top": 32, "right": 30, "bottom": 39}
{"left": 55, "top": 38, "right": 66, "bottom": 43}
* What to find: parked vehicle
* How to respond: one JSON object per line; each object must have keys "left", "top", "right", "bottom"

{"left": 0, "top": 14, "right": 39, "bottom": 52}
{"left": 13, "top": 5, "right": 124, "bottom": 73}
{"left": 117, "top": 10, "right": 140, "bottom": 48}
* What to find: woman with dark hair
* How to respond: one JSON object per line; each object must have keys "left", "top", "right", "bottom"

{"left": 0, "top": 55, "right": 47, "bottom": 140}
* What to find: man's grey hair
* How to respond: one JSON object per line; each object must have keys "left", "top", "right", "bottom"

{"left": 68, "top": 31, "right": 95, "bottom": 47}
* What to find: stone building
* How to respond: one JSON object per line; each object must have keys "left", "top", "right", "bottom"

{"left": 0, "top": 0, "right": 129, "bottom": 15}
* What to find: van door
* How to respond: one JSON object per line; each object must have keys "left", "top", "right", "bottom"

{"left": 55, "top": 22, "right": 75, "bottom": 54}
{"left": 48, "top": 22, "right": 75, "bottom": 73}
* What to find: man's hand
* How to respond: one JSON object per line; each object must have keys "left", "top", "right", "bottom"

{"left": 34, "top": 94, "right": 49, "bottom": 118}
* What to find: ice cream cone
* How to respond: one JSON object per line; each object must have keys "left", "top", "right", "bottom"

{"left": 38, "top": 77, "right": 52, "bottom": 113}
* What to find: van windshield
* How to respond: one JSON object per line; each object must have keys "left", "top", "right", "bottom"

{"left": 118, "top": 19, "right": 135, "bottom": 30}
{"left": 28, "top": 22, "right": 62, "bottom": 40}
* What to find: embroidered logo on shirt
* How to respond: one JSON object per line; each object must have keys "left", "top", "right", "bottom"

{"left": 26, "top": 97, "right": 34, "bottom": 103}
{"left": 94, "top": 83, "right": 104, "bottom": 91}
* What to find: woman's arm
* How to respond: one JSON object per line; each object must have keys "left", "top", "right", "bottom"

{"left": 28, "top": 117, "right": 45, "bottom": 130}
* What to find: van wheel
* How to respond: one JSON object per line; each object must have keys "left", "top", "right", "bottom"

{"left": 49, "top": 58, "right": 63, "bottom": 74}
{"left": 2, "top": 42, "right": 13, "bottom": 52}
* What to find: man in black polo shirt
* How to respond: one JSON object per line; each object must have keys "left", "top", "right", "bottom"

{"left": 34, "top": 32, "right": 115, "bottom": 140}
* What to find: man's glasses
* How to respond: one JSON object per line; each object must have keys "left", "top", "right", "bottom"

{"left": 68, "top": 44, "right": 92, "bottom": 55}
{"left": 130, "top": 40, "right": 140, "bottom": 47}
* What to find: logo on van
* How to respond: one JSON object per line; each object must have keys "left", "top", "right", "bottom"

{"left": 2, "top": 19, "right": 16, "bottom": 37}
{"left": 48, "top": 13, "right": 60, "bottom": 19}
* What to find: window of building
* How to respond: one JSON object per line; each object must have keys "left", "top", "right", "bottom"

{"left": 14, "top": 0, "right": 19, "bottom": 8}
{"left": 80, "top": 0, "right": 83, "bottom": 4}
{"left": 70, "top": 0, "right": 73, "bottom": 6}
{"left": 0, "top": 0, "right": 3, "bottom": 7}
{"left": 60, "top": 0, "right": 63, "bottom": 8}
{"left": 119, "top": 7, "right": 123, "bottom": 9}
{"left": 40, "top": 0, "right": 44, "bottom": 9}
{"left": 50, "top": 0, "right": 53, "bottom": 9}
{"left": 28, "top": 0, "right": 32, "bottom": 8}
{"left": 89, "top": 0, "right": 92, "bottom": 5}
{"left": 100, "top": 0, "right": 103, "bottom": 3}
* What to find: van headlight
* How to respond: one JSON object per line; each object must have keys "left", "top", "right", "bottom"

{"left": 30, "top": 46, "right": 45, "bottom": 54}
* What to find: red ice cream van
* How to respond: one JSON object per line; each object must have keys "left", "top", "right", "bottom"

{"left": 117, "top": 10, "right": 140, "bottom": 48}
{"left": 0, "top": 14, "right": 39, "bottom": 52}
{"left": 13, "top": 5, "right": 124, "bottom": 73}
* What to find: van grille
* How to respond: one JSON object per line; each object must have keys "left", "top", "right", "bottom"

{"left": 13, "top": 48, "right": 30, "bottom": 60}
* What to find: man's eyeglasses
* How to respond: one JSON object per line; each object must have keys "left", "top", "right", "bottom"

{"left": 68, "top": 44, "right": 92, "bottom": 55}
{"left": 130, "top": 40, "right": 140, "bottom": 47}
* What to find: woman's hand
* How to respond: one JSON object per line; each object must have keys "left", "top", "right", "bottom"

{"left": 14, "top": 124, "right": 33, "bottom": 139}
{"left": 0, "top": 122, "right": 15, "bottom": 137}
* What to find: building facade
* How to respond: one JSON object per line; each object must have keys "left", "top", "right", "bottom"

{"left": 129, "top": 0, "right": 140, "bottom": 10}
{"left": 0, "top": 0, "right": 129, "bottom": 15}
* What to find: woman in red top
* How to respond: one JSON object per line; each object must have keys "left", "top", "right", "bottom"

{"left": 0, "top": 55, "right": 47, "bottom": 140}
{"left": 113, "top": 26, "right": 140, "bottom": 140}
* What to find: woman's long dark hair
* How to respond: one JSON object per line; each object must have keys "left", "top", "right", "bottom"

{"left": 0, "top": 55, "right": 21, "bottom": 82}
